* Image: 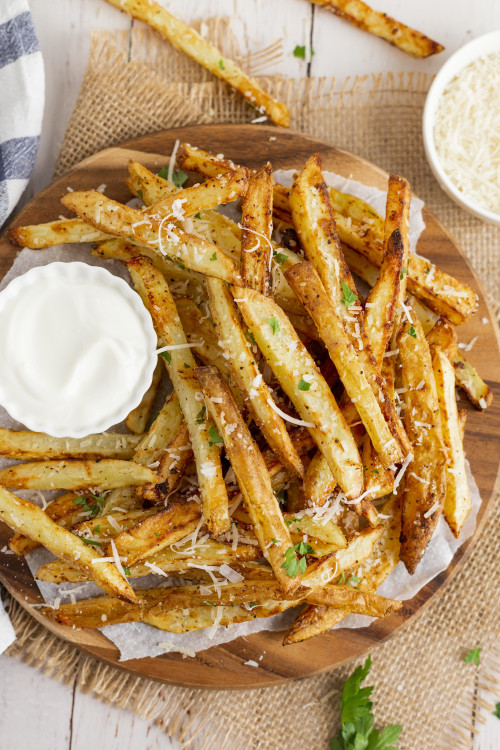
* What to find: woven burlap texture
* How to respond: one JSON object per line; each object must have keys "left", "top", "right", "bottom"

{"left": 5, "top": 25, "right": 500, "bottom": 750}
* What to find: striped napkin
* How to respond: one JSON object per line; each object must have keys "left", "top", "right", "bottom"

{"left": 0, "top": 0, "right": 44, "bottom": 228}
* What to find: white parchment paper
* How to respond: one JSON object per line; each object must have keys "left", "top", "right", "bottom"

{"left": 0, "top": 172, "right": 482, "bottom": 661}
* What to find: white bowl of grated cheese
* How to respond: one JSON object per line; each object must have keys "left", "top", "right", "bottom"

{"left": 423, "top": 31, "right": 500, "bottom": 225}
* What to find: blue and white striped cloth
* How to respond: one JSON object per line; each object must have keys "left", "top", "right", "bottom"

{"left": 0, "top": 0, "right": 44, "bottom": 228}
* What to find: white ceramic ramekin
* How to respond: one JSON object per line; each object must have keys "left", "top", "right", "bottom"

{"left": 423, "top": 30, "right": 500, "bottom": 226}
{"left": 0, "top": 262, "right": 157, "bottom": 437}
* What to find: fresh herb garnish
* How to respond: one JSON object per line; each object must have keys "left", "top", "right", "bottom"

{"left": 281, "top": 542, "right": 314, "bottom": 577}
{"left": 157, "top": 167, "right": 169, "bottom": 180}
{"left": 298, "top": 378, "right": 310, "bottom": 391}
{"left": 273, "top": 250, "right": 288, "bottom": 266}
{"left": 195, "top": 406, "right": 206, "bottom": 424}
{"left": 202, "top": 601, "right": 216, "bottom": 606}
{"left": 172, "top": 169, "right": 188, "bottom": 188}
{"left": 347, "top": 575, "right": 361, "bottom": 589}
{"left": 208, "top": 424, "right": 223, "bottom": 446}
{"left": 372, "top": 469, "right": 379, "bottom": 475}
{"left": 293, "top": 44, "right": 314, "bottom": 59}
{"left": 408, "top": 326, "right": 417, "bottom": 339}
{"left": 195, "top": 212, "right": 202, "bottom": 219}
{"left": 174, "top": 259, "right": 187, "bottom": 271}
{"left": 137, "top": 188, "right": 143, "bottom": 200}
{"left": 336, "top": 571, "right": 346, "bottom": 585}
{"left": 210, "top": 252, "right": 217, "bottom": 261}
{"left": 72, "top": 494, "right": 104, "bottom": 517}
{"left": 93, "top": 525, "right": 100, "bottom": 533}
{"left": 341, "top": 281, "right": 358, "bottom": 308}
{"left": 276, "top": 488, "right": 286, "bottom": 503}
{"left": 400, "top": 266, "right": 408, "bottom": 280}
{"left": 218, "top": 59, "right": 225, "bottom": 70}
{"left": 271, "top": 538, "right": 279, "bottom": 544}
{"left": 123, "top": 566, "right": 131, "bottom": 576}
{"left": 248, "top": 602, "right": 258, "bottom": 609}
{"left": 247, "top": 329, "right": 257, "bottom": 346}
{"left": 330, "top": 656, "right": 402, "bottom": 750}
{"left": 184, "top": 362, "right": 191, "bottom": 369}
{"left": 267, "top": 316, "right": 280, "bottom": 335}
{"left": 464, "top": 648, "right": 481, "bottom": 666}
{"left": 81, "top": 538, "right": 103, "bottom": 547}
{"left": 161, "top": 350, "right": 172, "bottom": 364}
{"left": 493, "top": 702, "right": 500, "bottom": 719}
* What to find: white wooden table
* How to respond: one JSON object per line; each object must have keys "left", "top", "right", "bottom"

{"left": 1, "top": 1, "right": 500, "bottom": 747}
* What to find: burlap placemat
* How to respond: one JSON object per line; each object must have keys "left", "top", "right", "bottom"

{"left": 4, "top": 24, "right": 500, "bottom": 750}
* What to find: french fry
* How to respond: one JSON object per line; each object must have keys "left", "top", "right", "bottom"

{"left": 104, "top": 0, "right": 290, "bottom": 127}
{"left": 140, "top": 422, "right": 193, "bottom": 503}
{"left": 62, "top": 191, "right": 242, "bottom": 285}
{"left": 125, "top": 359, "right": 163, "bottom": 434}
{"left": 9, "top": 491, "right": 79, "bottom": 556}
{"left": 309, "top": 0, "right": 443, "bottom": 58}
{"left": 241, "top": 163, "right": 273, "bottom": 295}
{"left": 234, "top": 286, "right": 363, "bottom": 498}
{"left": 431, "top": 348, "right": 471, "bottom": 538}
{"left": 0, "top": 428, "right": 143, "bottom": 461}
{"left": 231, "top": 507, "right": 346, "bottom": 549}
{"left": 0, "top": 487, "right": 136, "bottom": 602}
{"left": 206, "top": 277, "right": 304, "bottom": 476}
{"left": 127, "top": 256, "right": 230, "bottom": 535}
{"left": 301, "top": 450, "right": 337, "bottom": 508}
{"left": 195, "top": 365, "right": 299, "bottom": 597}
{"left": 0, "top": 459, "right": 156, "bottom": 491}
{"left": 286, "top": 262, "right": 404, "bottom": 466}
{"left": 73, "top": 508, "right": 157, "bottom": 540}
{"left": 132, "top": 390, "right": 184, "bottom": 464}
{"left": 398, "top": 314, "right": 446, "bottom": 573}
{"left": 10, "top": 218, "right": 111, "bottom": 248}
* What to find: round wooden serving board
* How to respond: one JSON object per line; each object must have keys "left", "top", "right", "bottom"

{"left": 0, "top": 125, "right": 499, "bottom": 690}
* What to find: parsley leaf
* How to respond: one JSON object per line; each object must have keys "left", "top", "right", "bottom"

{"left": 329, "top": 655, "right": 402, "bottom": 750}
{"left": 208, "top": 424, "right": 223, "bottom": 446}
{"left": 268, "top": 316, "right": 280, "bottom": 335}
{"left": 293, "top": 45, "right": 314, "bottom": 59}
{"left": 464, "top": 647, "right": 481, "bottom": 666}
{"left": 123, "top": 566, "right": 131, "bottom": 576}
{"left": 161, "top": 350, "right": 172, "bottom": 363}
{"left": 210, "top": 252, "right": 217, "bottom": 261}
{"left": 408, "top": 326, "right": 417, "bottom": 339}
{"left": 400, "top": 266, "right": 408, "bottom": 280}
{"left": 93, "top": 525, "right": 100, "bottom": 533}
{"left": 298, "top": 378, "right": 310, "bottom": 391}
{"left": 493, "top": 702, "right": 500, "bottom": 719}
{"left": 218, "top": 59, "right": 225, "bottom": 70}
{"left": 281, "top": 542, "right": 314, "bottom": 577}
{"left": 157, "top": 167, "right": 169, "bottom": 180}
{"left": 272, "top": 250, "right": 288, "bottom": 266}
{"left": 341, "top": 281, "right": 358, "bottom": 307}
{"left": 202, "top": 601, "right": 216, "bottom": 606}
{"left": 172, "top": 169, "right": 188, "bottom": 188}
{"left": 81, "top": 538, "right": 103, "bottom": 547}
{"left": 195, "top": 212, "right": 202, "bottom": 219}
{"left": 347, "top": 575, "right": 361, "bottom": 589}
{"left": 372, "top": 469, "right": 379, "bottom": 475}
{"left": 336, "top": 571, "right": 346, "bottom": 585}
{"left": 248, "top": 602, "right": 258, "bottom": 609}
{"left": 195, "top": 406, "right": 206, "bottom": 424}
{"left": 246, "top": 329, "right": 257, "bottom": 346}
{"left": 137, "top": 188, "right": 143, "bottom": 200}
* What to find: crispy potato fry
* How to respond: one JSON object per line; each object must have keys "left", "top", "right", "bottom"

{"left": 0, "top": 487, "right": 136, "bottom": 602}
{"left": 73, "top": 508, "right": 157, "bottom": 540}
{"left": 105, "top": 0, "right": 289, "bottom": 126}
{"left": 128, "top": 256, "right": 230, "bottom": 535}
{"left": 241, "top": 163, "right": 273, "bottom": 295}
{"left": 140, "top": 422, "right": 192, "bottom": 503}
{"left": 361, "top": 434, "right": 395, "bottom": 500}
{"left": 432, "top": 347, "right": 471, "bottom": 538}
{"left": 234, "top": 286, "right": 363, "bottom": 498}
{"left": 305, "top": 585, "right": 401, "bottom": 617}
{"left": 10, "top": 217, "right": 111, "bottom": 248}
{"left": 286, "top": 262, "right": 404, "bottom": 466}
{"left": 0, "top": 459, "right": 156, "bottom": 491}
{"left": 62, "top": 191, "right": 242, "bottom": 285}
{"left": 231, "top": 507, "right": 346, "bottom": 549}
{"left": 301, "top": 450, "right": 337, "bottom": 508}
{"left": 125, "top": 359, "right": 163, "bottom": 434}
{"left": 9, "top": 491, "right": 79, "bottom": 556}
{"left": 207, "top": 277, "right": 303, "bottom": 476}
{"left": 195, "top": 366, "right": 299, "bottom": 597}
{"left": 398, "top": 314, "right": 446, "bottom": 573}
{"left": 310, "top": 0, "right": 443, "bottom": 58}
{"left": 0, "top": 428, "right": 143, "bottom": 461}
{"left": 133, "top": 390, "right": 183, "bottom": 465}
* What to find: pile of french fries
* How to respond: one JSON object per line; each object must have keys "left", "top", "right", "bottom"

{"left": 1, "top": 141, "right": 490, "bottom": 646}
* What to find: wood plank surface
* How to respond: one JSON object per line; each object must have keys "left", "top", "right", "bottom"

{"left": 1, "top": 124, "right": 499, "bottom": 691}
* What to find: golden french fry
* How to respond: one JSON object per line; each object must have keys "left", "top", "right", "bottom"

{"left": 9, "top": 491, "right": 79, "bottom": 556}
{"left": 206, "top": 277, "right": 304, "bottom": 477}
{"left": 234, "top": 286, "right": 363, "bottom": 499}
{"left": 10, "top": 218, "right": 111, "bottom": 248}
{"left": 398, "top": 314, "right": 446, "bottom": 573}
{"left": 0, "top": 487, "right": 136, "bottom": 603}
{"left": 62, "top": 191, "right": 242, "bottom": 285}
{"left": 195, "top": 365, "right": 299, "bottom": 597}
{"left": 241, "top": 163, "right": 273, "bottom": 295}
{"left": 0, "top": 459, "right": 156, "bottom": 491}
{"left": 127, "top": 256, "right": 230, "bottom": 535}
{"left": 73, "top": 508, "right": 157, "bottom": 540}
{"left": 104, "top": 0, "right": 290, "bottom": 126}
{"left": 0, "top": 428, "right": 143, "bottom": 461}
{"left": 301, "top": 450, "right": 337, "bottom": 508}
{"left": 140, "top": 421, "right": 192, "bottom": 503}
{"left": 309, "top": 0, "right": 443, "bottom": 58}
{"left": 125, "top": 359, "right": 163, "bottom": 434}
{"left": 432, "top": 347, "right": 471, "bottom": 537}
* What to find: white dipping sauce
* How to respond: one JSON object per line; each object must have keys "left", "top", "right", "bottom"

{"left": 0, "top": 275, "right": 153, "bottom": 435}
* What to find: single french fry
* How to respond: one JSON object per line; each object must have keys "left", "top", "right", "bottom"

{"left": 125, "top": 359, "right": 163, "bottom": 434}
{"left": 234, "top": 286, "right": 363, "bottom": 499}
{"left": 195, "top": 365, "right": 299, "bottom": 597}
{"left": 0, "top": 459, "right": 156, "bottom": 491}
{"left": 9, "top": 491, "right": 79, "bottom": 556}
{"left": 104, "top": 0, "right": 290, "bottom": 127}
{"left": 309, "top": 0, "right": 443, "bottom": 58}
{"left": 10, "top": 218, "right": 111, "bottom": 248}
{"left": 62, "top": 191, "right": 242, "bottom": 285}
{"left": 140, "top": 421, "right": 192, "bottom": 503}
{"left": 301, "top": 449, "right": 337, "bottom": 508}
{"left": 241, "top": 163, "right": 273, "bottom": 295}
{"left": 432, "top": 348, "right": 471, "bottom": 538}
{"left": 127, "top": 256, "right": 230, "bottom": 535}
{"left": 0, "top": 428, "right": 143, "bottom": 461}
{"left": 398, "top": 314, "right": 446, "bottom": 573}
{"left": 286, "top": 262, "right": 404, "bottom": 467}
{"left": 73, "top": 508, "right": 157, "bottom": 540}
{"left": 206, "top": 277, "right": 304, "bottom": 476}
{"left": 0, "top": 487, "right": 136, "bottom": 603}
{"left": 231, "top": 507, "right": 346, "bottom": 549}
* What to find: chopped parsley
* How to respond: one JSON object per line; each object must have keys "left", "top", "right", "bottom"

{"left": 161, "top": 350, "right": 172, "bottom": 364}
{"left": 184, "top": 362, "right": 191, "bottom": 369}
{"left": 172, "top": 169, "right": 188, "bottom": 188}
{"left": 123, "top": 566, "right": 131, "bottom": 576}
{"left": 195, "top": 212, "right": 202, "bottom": 219}
{"left": 248, "top": 602, "right": 258, "bottom": 609}
{"left": 281, "top": 542, "right": 314, "bottom": 577}
{"left": 493, "top": 702, "right": 500, "bottom": 719}
{"left": 408, "top": 326, "right": 417, "bottom": 339}
{"left": 372, "top": 469, "right": 379, "bottom": 475}
{"left": 210, "top": 252, "right": 217, "bottom": 261}
{"left": 464, "top": 647, "right": 481, "bottom": 666}
{"left": 137, "top": 188, "right": 143, "bottom": 200}
{"left": 335, "top": 572, "right": 346, "bottom": 585}
{"left": 202, "top": 601, "right": 216, "bottom": 606}
{"left": 195, "top": 406, "right": 206, "bottom": 424}
{"left": 400, "top": 266, "right": 408, "bottom": 280}
{"left": 347, "top": 575, "right": 361, "bottom": 589}
{"left": 271, "top": 538, "right": 279, "bottom": 544}
{"left": 154, "top": 532, "right": 161, "bottom": 537}
{"left": 293, "top": 44, "right": 314, "bottom": 59}
{"left": 218, "top": 59, "right": 225, "bottom": 70}
{"left": 341, "top": 281, "right": 358, "bottom": 307}
{"left": 246, "top": 329, "right": 257, "bottom": 346}
{"left": 157, "top": 167, "right": 169, "bottom": 180}
{"left": 330, "top": 655, "right": 402, "bottom": 750}
{"left": 208, "top": 424, "right": 223, "bottom": 446}
{"left": 276, "top": 488, "right": 286, "bottom": 503}
{"left": 81, "top": 538, "right": 103, "bottom": 547}
{"left": 272, "top": 250, "right": 288, "bottom": 266}
{"left": 174, "top": 259, "right": 186, "bottom": 271}
{"left": 93, "top": 525, "right": 100, "bottom": 533}
{"left": 267, "top": 316, "right": 280, "bottom": 335}
{"left": 72, "top": 494, "right": 105, "bottom": 518}
{"left": 298, "top": 378, "right": 310, "bottom": 391}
